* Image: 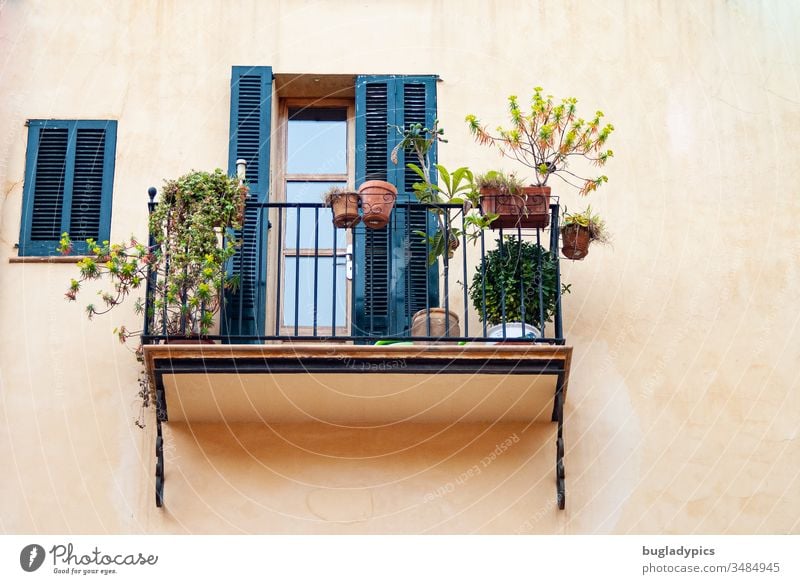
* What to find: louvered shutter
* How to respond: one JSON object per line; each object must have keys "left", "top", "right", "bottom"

{"left": 353, "top": 76, "right": 439, "bottom": 338}
{"left": 19, "top": 120, "right": 116, "bottom": 256}
{"left": 222, "top": 66, "right": 272, "bottom": 340}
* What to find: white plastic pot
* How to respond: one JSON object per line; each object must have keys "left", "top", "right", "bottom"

{"left": 486, "top": 322, "right": 540, "bottom": 341}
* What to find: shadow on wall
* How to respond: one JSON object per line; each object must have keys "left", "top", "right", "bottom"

{"left": 156, "top": 421, "right": 564, "bottom": 534}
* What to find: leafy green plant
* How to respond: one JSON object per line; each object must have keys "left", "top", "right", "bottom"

{"left": 466, "top": 87, "right": 614, "bottom": 196}
{"left": 390, "top": 121, "right": 496, "bottom": 264}
{"left": 562, "top": 205, "right": 610, "bottom": 244}
{"left": 469, "top": 236, "right": 569, "bottom": 328}
{"left": 60, "top": 168, "right": 247, "bottom": 344}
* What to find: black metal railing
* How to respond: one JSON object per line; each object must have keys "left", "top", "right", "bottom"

{"left": 142, "top": 194, "right": 565, "bottom": 345}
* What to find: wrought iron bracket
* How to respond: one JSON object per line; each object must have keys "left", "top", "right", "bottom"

{"left": 155, "top": 419, "right": 164, "bottom": 508}
{"left": 554, "top": 379, "right": 566, "bottom": 510}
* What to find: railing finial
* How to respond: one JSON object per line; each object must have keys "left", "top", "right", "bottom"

{"left": 147, "top": 186, "right": 157, "bottom": 203}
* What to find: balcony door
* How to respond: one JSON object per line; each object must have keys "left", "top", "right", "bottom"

{"left": 275, "top": 99, "right": 353, "bottom": 336}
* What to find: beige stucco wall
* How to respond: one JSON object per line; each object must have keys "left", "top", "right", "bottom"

{"left": 1, "top": 0, "right": 798, "bottom": 534}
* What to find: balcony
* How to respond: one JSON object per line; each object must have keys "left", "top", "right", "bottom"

{"left": 141, "top": 198, "right": 571, "bottom": 510}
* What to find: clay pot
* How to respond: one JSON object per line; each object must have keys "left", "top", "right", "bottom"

{"left": 480, "top": 185, "right": 551, "bottom": 229}
{"left": 358, "top": 180, "right": 397, "bottom": 229}
{"left": 329, "top": 192, "right": 361, "bottom": 228}
{"left": 410, "top": 308, "right": 461, "bottom": 339}
{"left": 561, "top": 224, "right": 591, "bottom": 260}
{"left": 447, "top": 233, "right": 459, "bottom": 258}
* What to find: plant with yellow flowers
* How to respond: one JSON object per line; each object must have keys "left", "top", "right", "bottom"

{"left": 466, "top": 87, "right": 614, "bottom": 196}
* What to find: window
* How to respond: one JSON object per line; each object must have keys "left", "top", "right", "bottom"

{"left": 278, "top": 101, "right": 353, "bottom": 334}
{"left": 19, "top": 120, "right": 117, "bottom": 256}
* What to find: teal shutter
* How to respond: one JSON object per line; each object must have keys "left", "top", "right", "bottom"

{"left": 223, "top": 66, "right": 272, "bottom": 340}
{"left": 19, "top": 120, "right": 116, "bottom": 256}
{"left": 353, "top": 76, "right": 439, "bottom": 338}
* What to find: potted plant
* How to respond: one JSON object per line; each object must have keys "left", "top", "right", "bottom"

{"left": 390, "top": 121, "right": 496, "bottom": 264}
{"left": 322, "top": 185, "right": 360, "bottom": 228}
{"left": 469, "top": 236, "right": 569, "bottom": 339}
{"left": 466, "top": 87, "right": 615, "bottom": 228}
{"left": 561, "top": 205, "right": 610, "bottom": 260}
{"left": 389, "top": 121, "right": 497, "bottom": 339}
{"left": 474, "top": 170, "right": 547, "bottom": 229}
{"left": 409, "top": 307, "right": 461, "bottom": 339}
{"left": 358, "top": 180, "right": 397, "bottom": 229}
{"left": 60, "top": 168, "right": 247, "bottom": 345}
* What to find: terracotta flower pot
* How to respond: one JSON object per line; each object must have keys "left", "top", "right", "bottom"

{"left": 480, "top": 185, "right": 551, "bottom": 229}
{"left": 329, "top": 192, "right": 361, "bottom": 228}
{"left": 358, "top": 180, "right": 397, "bottom": 229}
{"left": 561, "top": 224, "right": 591, "bottom": 260}
{"left": 410, "top": 308, "right": 461, "bottom": 338}
{"left": 447, "top": 233, "right": 459, "bottom": 258}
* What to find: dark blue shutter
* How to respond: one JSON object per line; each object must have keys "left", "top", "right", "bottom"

{"left": 353, "top": 76, "right": 439, "bottom": 338}
{"left": 222, "top": 66, "right": 272, "bottom": 340}
{"left": 19, "top": 120, "right": 116, "bottom": 256}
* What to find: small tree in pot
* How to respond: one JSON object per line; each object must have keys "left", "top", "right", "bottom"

{"left": 466, "top": 87, "right": 615, "bottom": 228}
{"left": 469, "top": 236, "right": 569, "bottom": 339}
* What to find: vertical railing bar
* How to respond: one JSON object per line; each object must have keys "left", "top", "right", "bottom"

{"left": 294, "top": 203, "right": 301, "bottom": 336}
{"left": 180, "top": 237, "right": 188, "bottom": 336}
{"left": 537, "top": 225, "right": 544, "bottom": 340}
{"left": 313, "top": 206, "right": 319, "bottom": 337}
{"left": 552, "top": 202, "right": 563, "bottom": 341}
{"left": 443, "top": 212, "right": 450, "bottom": 339}
{"left": 518, "top": 225, "right": 526, "bottom": 339}
{"left": 236, "top": 204, "right": 247, "bottom": 335}
{"left": 368, "top": 226, "right": 374, "bottom": 337}
{"left": 332, "top": 216, "right": 338, "bottom": 336}
{"left": 161, "top": 203, "right": 170, "bottom": 339}
{"left": 499, "top": 228, "right": 506, "bottom": 339}
{"left": 480, "top": 227, "right": 487, "bottom": 338}
{"left": 461, "top": 211, "right": 468, "bottom": 338}
{"left": 387, "top": 213, "right": 393, "bottom": 335}
{"left": 275, "top": 207, "right": 283, "bottom": 337}
{"left": 218, "top": 225, "right": 226, "bottom": 340}
{"left": 340, "top": 217, "right": 351, "bottom": 340}
{"left": 144, "top": 187, "right": 157, "bottom": 340}
{"left": 419, "top": 207, "right": 429, "bottom": 337}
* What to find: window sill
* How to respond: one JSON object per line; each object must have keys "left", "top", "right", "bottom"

{"left": 9, "top": 255, "right": 88, "bottom": 264}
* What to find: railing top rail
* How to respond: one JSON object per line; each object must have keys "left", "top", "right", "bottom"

{"left": 243, "top": 199, "right": 560, "bottom": 211}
